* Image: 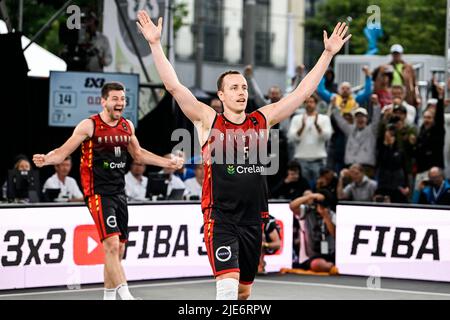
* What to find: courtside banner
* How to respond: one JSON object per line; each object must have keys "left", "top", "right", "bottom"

{"left": 0, "top": 203, "right": 292, "bottom": 290}
{"left": 336, "top": 204, "right": 450, "bottom": 282}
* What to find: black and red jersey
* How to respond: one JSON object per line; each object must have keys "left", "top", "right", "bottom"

{"left": 80, "top": 114, "right": 131, "bottom": 197}
{"left": 202, "top": 111, "right": 269, "bottom": 225}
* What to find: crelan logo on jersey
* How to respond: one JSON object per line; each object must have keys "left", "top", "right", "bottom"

{"left": 227, "top": 165, "right": 236, "bottom": 175}
{"left": 103, "top": 161, "right": 126, "bottom": 170}
{"left": 227, "top": 165, "right": 265, "bottom": 175}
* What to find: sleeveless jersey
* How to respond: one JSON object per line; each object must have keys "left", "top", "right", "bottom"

{"left": 202, "top": 111, "right": 269, "bottom": 225}
{"left": 80, "top": 114, "right": 131, "bottom": 197}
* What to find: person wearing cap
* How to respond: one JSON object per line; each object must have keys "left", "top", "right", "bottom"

{"left": 330, "top": 94, "right": 381, "bottom": 176}
{"left": 289, "top": 189, "right": 338, "bottom": 273}
{"left": 389, "top": 44, "right": 419, "bottom": 107}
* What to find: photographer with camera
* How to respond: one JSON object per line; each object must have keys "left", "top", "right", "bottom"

{"left": 61, "top": 11, "right": 112, "bottom": 72}
{"left": 418, "top": 167, "right": 450, "bottom": 205}
{"left": 289, "top": 190, "right": 338, "bottom": 273}
{"left": 2, "top": 155, "right": 40, "bottom": 203}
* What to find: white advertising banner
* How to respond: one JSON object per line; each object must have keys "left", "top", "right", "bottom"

{"left": 0, "top": 203, "right": 292, "bottom": 290}
{"left": 336, "top": 204, "right": 450, "bottom": 282}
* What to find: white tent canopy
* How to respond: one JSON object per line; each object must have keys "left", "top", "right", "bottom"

{"left": 0, "top": 20, "right": 67, "bottom": 77}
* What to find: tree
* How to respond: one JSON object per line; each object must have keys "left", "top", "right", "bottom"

{"left": 305, "top": 0, "right": 446, "bottom": 56}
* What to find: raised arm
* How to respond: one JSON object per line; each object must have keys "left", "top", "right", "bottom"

{"left": 136, "top": 11, "right": 215, "bottom": 126}
{"left": 259, "top": 22, "right": 351, "bottom": 128}
{"left": 126, "top": 120, "right": 184, "bottom": 169}
{"left": 33, "top": 119, "right": 93, "bottom": 167}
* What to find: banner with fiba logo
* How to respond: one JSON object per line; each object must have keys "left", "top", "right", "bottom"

{"left": 0, "top": 203, "right": 292, "bottom": 290}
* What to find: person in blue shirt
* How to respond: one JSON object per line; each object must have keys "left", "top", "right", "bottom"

{"left": 419, "top": 167, "right": 450, "bottom": 205}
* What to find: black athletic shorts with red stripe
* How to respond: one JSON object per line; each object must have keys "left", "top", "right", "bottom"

{"left": 204, "top": 211, "right": 263, "bottom": 285}
{"left": 85, "top": 193, "right": 129, "bottom": 243}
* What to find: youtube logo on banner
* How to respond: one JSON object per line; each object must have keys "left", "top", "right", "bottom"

{"left": 73, "top": 225, "right": 104, "bottom": 265}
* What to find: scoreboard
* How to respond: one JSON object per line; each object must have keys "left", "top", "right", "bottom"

{"left": 48, "top": 71, "right": 139, "bottom": 127}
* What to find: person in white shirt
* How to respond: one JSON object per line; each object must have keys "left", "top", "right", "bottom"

{"left": 184, "top": 164, "right": 204, "bottom": 199}
{"left": 42, "top": 156, "right": 83, "bottom": 202}
{"left": 288, "top": 95, "right": 333, "bottom": 185}
{"left": 124, "top": 160, "right": 148, "bottom": 201}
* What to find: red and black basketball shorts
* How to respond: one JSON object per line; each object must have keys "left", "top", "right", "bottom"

{"left": 85, "top": 193, "right": 129, "bottom": 243}
{"left": 203, "top": 212, "right": 263, "bottom": 285}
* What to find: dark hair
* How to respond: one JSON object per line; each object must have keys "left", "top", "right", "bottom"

{"left": 217, "top": 70, "right": 242, "bottom": 91}
{"left": 307, "top": 95, "right": 319, "bottom": 103}
{"left": 319, "top": 167, "right": 334, "bottom": 176}
{"left": 287, "top": 160, "right": 302, "bottom": 173}
{"left": 101, "top": 82, "right": 125, "bottom": 99}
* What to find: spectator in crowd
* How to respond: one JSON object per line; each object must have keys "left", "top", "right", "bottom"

{"left": 288, "top": 95, "right": 333, "bottom": 185}
{"left": 317, "top": 66, "right": 372, "bottom": 113}
{"left": 184, "top": 164, "right": 203, "bottom": 200}
{"left": 291, "top": 65, "right": 306, "bottom": 89}
{"left": 124, "top": 159, "right": 148, "bottom": 201}
{"left": 382, "top": 85, "right": 417, "bottom": 126}
{"left": 63, "top": 11, "right": 112, "bottom": 72}
{"left": 389, "top": 44, "right": 420, "bottom": 107}
{"left": 289, "top": 189, "right": 338, "bottom": 273}
{"left": 326, "top": 110, "right": 353, "bottom": 174}
{"left": 162, "top": 154, "right": 186, "bottom": 198}
{"left": 83, "top": 12, "right": 112, "bottom": 72}
{"left": 258, "top": 214, "right": 282, "bottom": 274}
{"left": 210, "top": 98, "right": 223, "bottom": 113}
{"left": 322, "top": 67, "right": 338, "bottom": 94}
{"left": 379, "top": 103, "right": 417, "bottom": 193}
{"left": 413, "top": 84, "right": 445, "bottom": 200}
{"left": 376, "top": 125, "right": 409, "bottom": 203}
{"left": 43, "top": 156, "right": 83, "bottom": 202}
{"left": 418, "top": 167, "right": 450, "bottom": 205}
{"left": 337, "top": 164, "right": 378, "bottom": 202}
{"left": 372, "top": 64, "right": 393, "bottom": 109}
{"left": 331, "top": 95, "right": 381, "bottom": 176}
{"left": 2, "top": 155, "right": 33, "bottom": 201}
{"left": 315, "top": 168, "right": 338, "bottom": 210}
{"left": 270, "top": 161, "right": 311, "bottom": 200}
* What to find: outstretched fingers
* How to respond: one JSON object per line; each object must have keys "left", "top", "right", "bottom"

{"left": 332, "top": 22, "right": 341, "bottom": 35}
{"left": 337, "top": 22, "right": 347, "bottom": 37}
{"left": 340, "top": 25, "right": 349, "bottom": 38}
{"left": 343, "top": 34, "right": 352, "bottom": 43}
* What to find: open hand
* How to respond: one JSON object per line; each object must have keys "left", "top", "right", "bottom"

{"left": 136, "top": 10, "right": 162, "bottom": 44}
{"left": 323, "top": 22, "right": 352, "bottom": 55}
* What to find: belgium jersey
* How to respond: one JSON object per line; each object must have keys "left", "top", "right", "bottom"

{"left": 201, "top": 111, "right": 269, "bottom": 225}
{"left": 80, "top": 114, "right": 131, "bottom": 197}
